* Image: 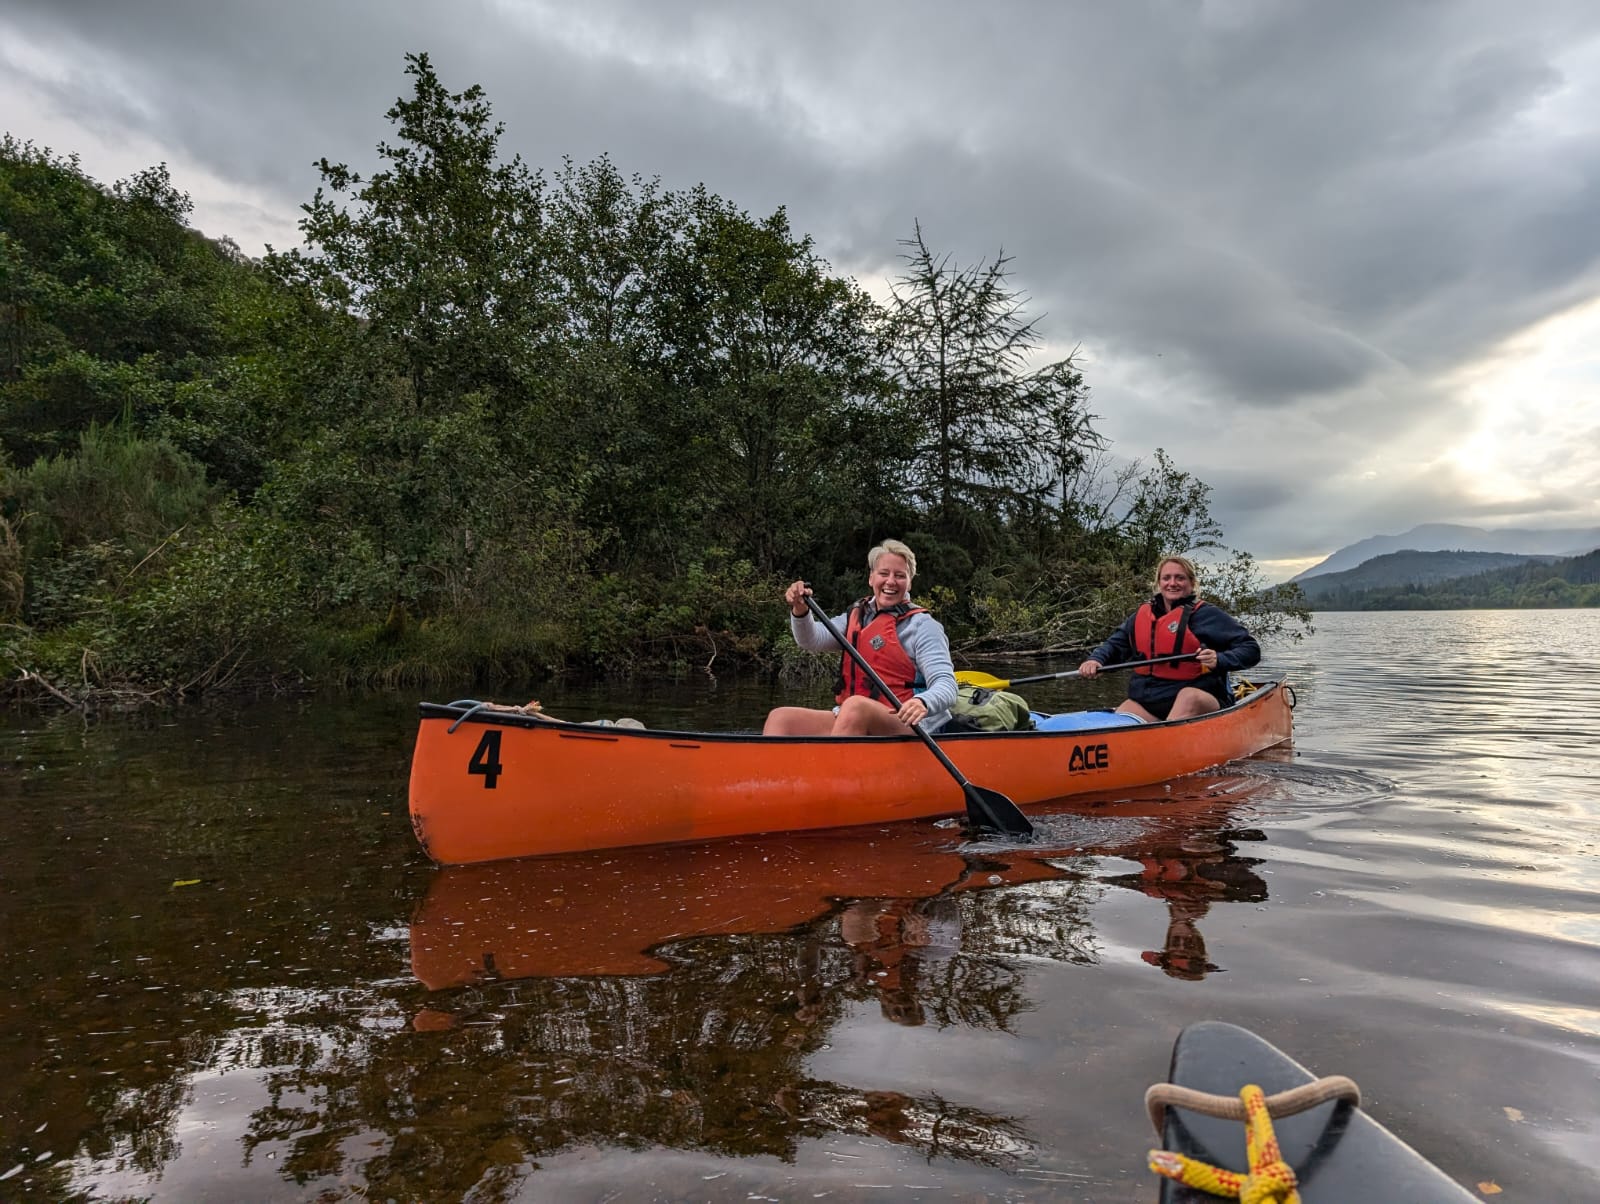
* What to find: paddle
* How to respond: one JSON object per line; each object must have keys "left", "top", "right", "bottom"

{"left": 955, "top": 653, "right": 1200, "bottom": 691}
{"left": 801, "top": 589, "right": 1034, "bottom": 839}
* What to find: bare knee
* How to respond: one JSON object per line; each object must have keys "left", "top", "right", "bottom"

{"left": 762, "top": 707, "right": 799, "bottom": 735}
{"left": 834, "top": 695, "right": 899, "bottom": 735}
{"left": 1166, "top": 689, "right": 1221, "bottom": 721}
{"left": 764, "top": 707, "right": 834, "bottom": 736}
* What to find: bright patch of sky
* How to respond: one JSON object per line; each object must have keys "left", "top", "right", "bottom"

{"left": 1445, "top": 296, "right": 1600, "bottom": 520}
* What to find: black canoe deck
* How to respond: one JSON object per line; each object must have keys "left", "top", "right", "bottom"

{"left": 1157, "top": 1021, "right": 1476, "bottom": 1203}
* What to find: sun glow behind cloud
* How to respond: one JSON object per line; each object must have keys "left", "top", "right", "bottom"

{"left": 1441, "top": 294, "right": 1600, "bottom": 520}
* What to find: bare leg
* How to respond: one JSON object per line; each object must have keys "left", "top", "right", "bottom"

{"left": 1117, "top": 699, "right": 1161, "bottom": 722}
{"left": 833, "top": 695, "right": 907, "bottom": 736}
{"left": 1165, "top": 687, "right": 1222, "bottom": 721}
{"left": 763, "top": 706, "right": 840, "bottom": 736}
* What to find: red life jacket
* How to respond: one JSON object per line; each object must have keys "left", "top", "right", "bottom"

{"left": 835, "top": 600, "right": 926, "bottom": 707}
{"left": 1132, "top": 598, "right": 1207, "bottom": 680}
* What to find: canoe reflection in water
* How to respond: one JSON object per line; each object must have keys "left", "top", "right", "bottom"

{"left": 838, "top": 896, "right": 957, "bottom": 1026}
{"left": 410, "top": 781, "right": 1272, "bottom": 996}
{"left": 405, "top": 779, "right": 1276, "bottom": 1175}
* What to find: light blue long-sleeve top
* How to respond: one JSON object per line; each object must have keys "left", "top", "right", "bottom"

{"left": 790, "top": 602, "right": 957, "bottom": 732}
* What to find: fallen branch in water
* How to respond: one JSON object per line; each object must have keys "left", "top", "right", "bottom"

{"left": 18, "top": 668, "right": 87, "bottom": 712}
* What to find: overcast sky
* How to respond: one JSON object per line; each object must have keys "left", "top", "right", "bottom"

{"left": 6, "top": 0, "right": 1600, "bottom": 579}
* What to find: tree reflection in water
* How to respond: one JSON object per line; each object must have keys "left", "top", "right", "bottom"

{"left": 388, "top": 829, "right": 1051, "bottom": 1193}
{"left": 10, "top": 751, "right": 1277, "bottom": 1201}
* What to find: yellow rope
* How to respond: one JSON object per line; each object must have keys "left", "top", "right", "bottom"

{"left": 1148, "top": 1085, "right": 1302, "bottom": 1203}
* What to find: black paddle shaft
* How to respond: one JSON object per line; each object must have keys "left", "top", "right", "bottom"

{"left": 800, "top": 589, "right": 1033, "bottom": 837}
{"left": 1004, "top": 652, "right": 1199, "bottom": 688}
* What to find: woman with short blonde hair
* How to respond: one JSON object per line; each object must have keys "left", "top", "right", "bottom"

{"left": 869, "top": 539, "right": 917, "bottom": 577}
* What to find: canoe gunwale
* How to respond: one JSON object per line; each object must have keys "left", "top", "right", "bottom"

{"left": 417, "top": 677, "right": 1291, "bottom": 743}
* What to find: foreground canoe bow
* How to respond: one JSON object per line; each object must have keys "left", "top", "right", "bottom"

{"left": 407, "top": 679, "right": 1293, "bottom": 864}
{"left": 1151, "top": 1021, "right": 1475, "bottom": 1202}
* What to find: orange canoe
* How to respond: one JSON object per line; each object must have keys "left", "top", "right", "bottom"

{"left": 408, "top": 680, "right": 1294, "bottom": 864}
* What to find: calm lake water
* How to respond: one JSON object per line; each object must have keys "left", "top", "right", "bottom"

{"left": 2, "top": 609, "right": 1597, "bottom": 1201}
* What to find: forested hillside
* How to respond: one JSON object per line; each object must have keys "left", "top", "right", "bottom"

{"left": 1310, "top": 549, "right": 1600, "bottom": 610}
{"left": 1290, "top": 523, "right": 1600, "bottom": 579}
{"left": 1296, "top": 550, "right": 1557, "bottom": 600}
{"left": 1, "top": 54, "right": 1306, "bottom": 706}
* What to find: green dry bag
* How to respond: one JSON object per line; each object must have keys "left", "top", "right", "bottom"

{"left": 946, "top": 683, "right": 1034, "bottom": 732}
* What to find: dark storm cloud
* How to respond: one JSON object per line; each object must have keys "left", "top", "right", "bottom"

{"left": 2, "top": 1, "right": 834, "bottom": 229}
{"left": 6, "top": 0, "right": 1600, "bottom": 566}
{"left": 15, "top": 1, "right": 1600, "bottom": 365}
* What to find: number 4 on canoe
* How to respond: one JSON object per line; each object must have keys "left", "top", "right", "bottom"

{"left": 956, "top": 654, "right": 1199, "bottom": 691}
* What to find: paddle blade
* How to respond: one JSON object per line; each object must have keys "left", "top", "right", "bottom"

{"left": 963, "top": 784, "right": 1033, "bottom": 837}
{"left": 954, "top": 669, "right": 1011, "bottom": 689}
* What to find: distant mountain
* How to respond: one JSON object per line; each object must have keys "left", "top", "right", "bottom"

{"left": 1293, "top": 524, "right": 1600, "bottom": 581}
{"left": 1305, "top": 548, "right": 1600, "bottom": 610}
{"left": 1294, "top": 550, "right": 1558, "bottom": 600}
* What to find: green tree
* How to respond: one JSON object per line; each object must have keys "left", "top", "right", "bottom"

{"left": 542, "top": 169, "right": 901, "bottom": 583}
{"left": 540, "top": 154, "right": 682, "bottom": 570}
{"left": 885, "top": 222, "right": 1099, "bottom": 552}
{"left": 1111, "top": 448, "right": 1224, "bottom": 569}
{"left": 0, "top": 138, "right": 262, "bottom": 464}
{"left": 275, "top": 52, "right": 552, "bottom": 409}
{"left": 1200, "top": 549, "right": 1312, "bottom": 643}
{"left": 671, "top": 194, "right": 896, "bottom": 576}
{"left": 547, "top": 154, "right": 674, "bottom": 352}
{"left": 265, "top": 53, "right": 568, "bottom": 618}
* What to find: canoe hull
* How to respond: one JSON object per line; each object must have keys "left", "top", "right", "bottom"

{"left": 409, "top": 680, "right": 1294, "bottom": 864}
